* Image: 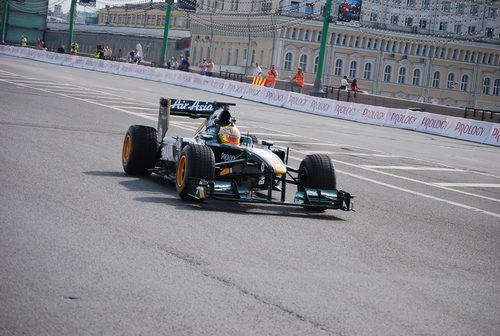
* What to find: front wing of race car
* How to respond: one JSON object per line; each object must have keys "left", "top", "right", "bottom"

{"left": 182, "top": 177, "right": 354, "bottom": 211}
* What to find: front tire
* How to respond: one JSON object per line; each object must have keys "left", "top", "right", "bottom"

{"left": 176, "top": 144, "right": 215, "bottom": 201}
{"left": 298, "top": 154, "right": 336, "bottom": 211}
{"left": 122, "top": 125, "right": 158, "bottom": 176}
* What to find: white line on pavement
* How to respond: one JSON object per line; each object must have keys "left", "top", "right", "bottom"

{"left": 433, "top": 183, "right": 500, "bottom": 187}
{"left": 361, "top": 166, "right": 465, "bottom": 171}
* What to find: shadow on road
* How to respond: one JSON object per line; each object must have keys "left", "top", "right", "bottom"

{"left": 84, "top": 171, "right": 346, "bottom": 221}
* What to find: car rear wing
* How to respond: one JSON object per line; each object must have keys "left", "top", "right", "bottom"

{"left": 158, "top": 98, "right": 236, "bottom": 143}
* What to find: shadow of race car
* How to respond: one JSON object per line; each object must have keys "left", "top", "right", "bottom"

{"left": 121, "top": 98, "right": 354, "bottom": 212}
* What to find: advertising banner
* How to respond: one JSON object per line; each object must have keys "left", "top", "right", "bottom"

{"left": 330, "top": 101, "right": 361, "bottom": 121}
{"left": 222, "top": 80, "right": 248, "bottom": 98}
{"left": 415, "top": 113, "right": 453, "bottom": 136}
{"left": 337, "top": 0, "right": 362, "bottom": 23}
{"left": 447, "top": 118, "right": 492, "bottom": 144}
{"left": 242, "top": 84, "right": 266, "bottom": 102}
{"left": 306, "top": 96, "right": 336, "bottom": 117}
{"left": 385, "top": 109, "right": 423, "bottom": 130}
{"left": 356, "top": 104, "right": 391, "bottom": 125}
{"left": 260, "top": 87, "right": 289, "bottom": 107}
{"left": 484, "top": 124, "right": 500, "bottom": 146}
{"left": 205, "top": 77, "right": 225, "bottom": 94}
{"left": 283, "top": 92, "right": 313, "bottom": 112}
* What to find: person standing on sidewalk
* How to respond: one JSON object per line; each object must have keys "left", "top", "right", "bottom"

{"left": 266, "top": 65, "right": 278, "bottom": 88}
{"left": 291, "top": 67, "right": 304, "bottom": 93}
{"left": 253, "top": 62, "right": 262, "bottom": 77}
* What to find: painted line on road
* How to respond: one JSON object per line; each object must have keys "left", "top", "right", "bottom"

{"left": 433, "top": 183, "right": 500, "bottom": 188}
{"left": 361, "top": 166, "right": 465, "bottom": 171}
{"left": 287, "top": 153, "right": 500, "bottom": 219}
{"left": 302, "top": 151, "right": 400, "bottom": 157}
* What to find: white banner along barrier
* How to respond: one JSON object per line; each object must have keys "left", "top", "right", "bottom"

{"left": 1, "top": 45, "right": 498, "bottom": 147}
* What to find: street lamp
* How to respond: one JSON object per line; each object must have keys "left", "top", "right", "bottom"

{"left": 310, "top": 0, "right": 332, "bottom": 97}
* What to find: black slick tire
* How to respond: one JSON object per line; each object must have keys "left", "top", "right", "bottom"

{"left": 176, "top": 144, "right": 215, "bottom": 201}
{"left": 122, "top": 125, "right": 158, "bottom": 176}
{"left": 297, "top": 154, "right": 336, "bottom": 211}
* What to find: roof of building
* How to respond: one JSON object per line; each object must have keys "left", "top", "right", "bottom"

{"left": 46, "top": 23, "right": 191, "bottom": 39}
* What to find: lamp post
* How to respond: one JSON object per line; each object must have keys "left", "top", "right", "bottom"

{"left": 310, "top": 0, "right": 332, "bottom": 97}
{"left": 160, "top": 0, "right": 173, "bottom": 66}
{"left": 67, "top": 0, "right": 77, "bottom": 49}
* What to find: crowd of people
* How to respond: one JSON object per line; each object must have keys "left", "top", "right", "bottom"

{"left": 165, "top": 55, "right": 194, "bottom": 72}
{"left": 340, "top": 75, "right": 359, "bottom": 92}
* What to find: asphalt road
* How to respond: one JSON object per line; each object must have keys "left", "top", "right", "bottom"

{"left": 1, "top": 55, "right": 499, "bottom": 336}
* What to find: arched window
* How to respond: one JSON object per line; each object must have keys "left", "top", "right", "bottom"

{"left": 482, "top": 78, "right": 491, "bottom": 95}
{"left": 460, "top": 74, "right": 469, "bottom": 91}
{"left": 299, "top": 54, "right": 308, "bottom": 71}
{"left": 432, "top": 71, "right": 440, "bottom": 88}
{"left": 412, "top": 69, "right": 421, "bottom": 86}
{"left": 398, "top": 67, "right": 406, "bottom": 84}
{"left": 447, "top": 73, "right": 455, "bottom": 88}
{"left": 493, "top": 79, "right": 500, "bottom": 95}
{"left": 349, "top": 60, "right": 357, "bottom": 78}
{"left": 334, "top": 59, "right": 343, "bottom": 76}
{"left": 363, "top": 63, "right": 372, "bottom": 80}
{"left": 313, "top": 55, "right": 319, "bottom": 73}
{"left": 384, "top": 65, "right": 392, "bottom": 82}
{"left": 284, "top": 52, "right": 293, "bottom": 71}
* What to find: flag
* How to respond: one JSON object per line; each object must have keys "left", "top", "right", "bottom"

{"left": 252, "top": 76, "right": 267, "bottom": 86}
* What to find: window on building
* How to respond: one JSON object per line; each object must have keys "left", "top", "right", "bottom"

{"left": 284, "top": 52, "right": 293, "bottom": 70}
{"left": 470, "top": 5, "right": 478, "bottom": 16}
{"left": 291, "top": 28, "right": 297, "bottom": 39}
{"left": 452, "top": 49, "right": 458, "bottom": 60}
{"left": 304, "top": 30, "right": 310, "bottom": 41}
{"left": 403, "top": 43, "right": 409, "bottom": 54}
{"left": 460, "top": 74, "right": 469, "bottom": 91}
{"left": 317, "top": 32, "right": 322, "bottom": 42}
{"left": 456, "top": 3, "right": 465, "bottom": 15}
{"left": 422, "top": 0, "right": 430, "bottom": 9}
{"left": 373, "top": 39, "right": 378, "bottom": 49}
{"left": 363, "top": 63, "right": 372, "bottom": 80}
{"left": 422, "top": 45, "right": 427, "bottom": 56}
{"left": 336, "top": 34, "right": 341, "bottom": 45}
{"left": 470, "top": 51, "right": 476, "bottom": 62}
{"left": 370, "top": 13, "right": 378, "bottom": 22}
{"left": 454, "top": 24, "right": 462, "bottom": 34}
{"left": 349, "top": 60, "right": 357, "bottom": 78}
{"left": 493, "top": 79, "right": 500, "bottom": 95}
{"left": 314, "top": 56, "right": 319, "bottom": 73}
{"left": 367, "top": 38, "right": 372, "bottom": 48}
{"left": 447, "top": 73, "right": 455, "bottom": 88}
{"left": 384, "top": 65, "right": 392, "bottom": 82}
{"left": 334, "top": 59, "right": 343, "bottom": 76}
{"left": 432, "top": 71, "right": 440, "bottom": 88}
{"left": 342, "top": 35, "right": 347, "bottom": 45}
{"left": 439, "top": 22, "right": 448, "bottom": 31}
{"left": 489, "top": 8, "right": 497, "bottom": 18}
{"left": 385, "top": 41, "right": 391, "bottom": 51}
{"left": 305, "top": 3, "right": 314, "bottom": 14}
{"left": 416, "top": 44, "right": 421, "bottom": 55}
{"left": 227, "top": 49, "right": 231, "bottom": 65}
{"left": 405, "top": 17, "right": 413, "bottom": 26}
{"left": 468, "top": 26, "right": 476, "bottom": 34}
{"left": 391, "top": 16, "right": 399, "bottom": 25}
{"left": 486, "top": 28, "right": 494, "bottom": 38}
{"left": 251, "top": 49, "right": 256, "bottom": 64}
{"left": 419, "top": 19, "right": 427, "bottom": 29}
{"left": 413, "top": 69, "right": 421, "bottom": 86}
{"left": 482, "top": 78, "right": 491, "bottom": 95}
{"left": 440, "top": 48, "right": 445, "bottom": 58}
{"left": 464, "top": 50, "right": 470, "bottom": 61}
{"left": 300, "top": 54, "right": 308, "bottom": 71}
{"left": 290, "top": 1, "right": 299, "bottom": 11}
{"left": 398, "top": 67, "right": 406, "bottom": 84}
{"left": 234, "top": 49, "right": 239, "bottom": 65}
{"left": 354, "top": 36, "right": 360, "bottom": 48}
{"left": 442, "top": 2, "right": 450, "bottom": 12}
{"left": 407, "top": 0, "right": 415, "bottom": 7}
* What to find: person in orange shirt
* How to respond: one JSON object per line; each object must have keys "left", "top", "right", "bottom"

{"left": 266, "top": 65, "right": 278, "bottom": 88}
{"left": 291, "top": 67, "right": 304, "bottom": 93}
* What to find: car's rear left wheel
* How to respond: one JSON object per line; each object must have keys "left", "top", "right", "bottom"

{"left": 122, "top": 125, "right": 158, "bottom": 176}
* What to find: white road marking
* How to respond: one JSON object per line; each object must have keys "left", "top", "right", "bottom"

{"left": 107, "top": 106, "right": 157, "bottom": 110}
{"left": 434, "top": 183, "right": 500, "bottom": 188}
{"left": 362, "top": 166, "right": 465, "bottom": 171}
{"left": 304, "top": 151, "right": 400, "bottom": 157}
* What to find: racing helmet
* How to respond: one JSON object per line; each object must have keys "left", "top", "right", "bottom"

{"left": 218, "top": 125, "right": 241, "bottom": 145}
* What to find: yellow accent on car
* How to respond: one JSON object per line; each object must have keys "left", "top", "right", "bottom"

{"left": 252, "top": 148, "right": 286, "bottom": 175}
{"left": 177, "top": 155, "right": 186, "bottom": 187}
{"left": 220, "top": 168, "right": 232, "bottom": 175}
{"left": 122, "top": 135, "right": 131, "bottom": 163}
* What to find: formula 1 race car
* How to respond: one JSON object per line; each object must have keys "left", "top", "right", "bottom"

{"left": 121, "top": 98, "right": 353, "bottom": 211}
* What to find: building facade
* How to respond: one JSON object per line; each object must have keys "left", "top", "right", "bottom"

{"left": 189, "top": 0, "right": 500, "bottom": 110}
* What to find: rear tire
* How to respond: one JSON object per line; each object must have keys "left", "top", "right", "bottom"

{"left": 176, "top": 144, "right": 215, "bottom": 201}
{"left": 297, "top": 154, "right": 336, "bottom": 211}
{"left": 122, "top": 125, "right": 158, "bottom": 176}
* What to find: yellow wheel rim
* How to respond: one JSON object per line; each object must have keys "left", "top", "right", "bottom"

{"left": 122, "top": 135, "right": 131, "bottom": 163}
{"left": 177, "top": 155, "right": 186, "bottom": 187}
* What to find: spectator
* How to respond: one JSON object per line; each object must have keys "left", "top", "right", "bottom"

{"left": 178, "top": 55, "right": 185, "bottom": 70}
{"left": 20, "top": 35, "right": 27, "bottom": 47}
{"left": 69, "top": 42, "right": 79, "bottom": 55}
{"left": 199, "top": 58, "right": 207, "bottom": 75}
{"left": 340, "top": 75, "right": 349, "bottom": 90}
{"left": 266, "top": 65, "right": 278, "bottom": 88}
{"left": 37, "top": 38, "right": 43, "bottom": 50}
{"left": 183, "top": 56, "right": 190, "bottom": 71}
{"left": 253, "top": 62, "right": 262, "bottom": 77}
{"left": 206, "top": 59, "right": 214, "bottom": 76}
{"left": 172, "top": 57, "right": 179, "bottom": 69}
{"left": 350, "top": 78, "right": 358, "bottom": 92}
{"left": 290, "top": 67, "right": 304, "bottom": 93}
{"left": 57, "top": 45, "right": 66, "bottom": 54}
{"left": 166, "top": 57, "right": 173, "bottom": 69}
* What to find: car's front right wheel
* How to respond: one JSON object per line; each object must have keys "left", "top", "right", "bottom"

{"left": 297, "top": 154, "right": 336, "bottom": 211}
{"left": 176, "top": 144, "right": 215, "bottom": 201}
